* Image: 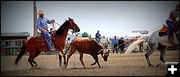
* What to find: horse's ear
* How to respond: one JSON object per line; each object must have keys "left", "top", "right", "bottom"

{"left": 68, "top": 17, "right": 71, "bottom": 20}
{"left": 68, "top": 17, "right": 74, "bottom": 21}
{"left": 68, "top": 17, "right": 70, "bottom": 20}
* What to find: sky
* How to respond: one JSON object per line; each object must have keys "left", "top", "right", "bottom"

{"left": 1, "top": 1, "right": 179, "bottom": 38}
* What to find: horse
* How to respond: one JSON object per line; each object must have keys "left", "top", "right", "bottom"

{"left": 125, "top": 25, "right": 179, "bottom": 67}
{"left": 145, "top": 26, "right": 179, "bottom": 67}
{"left": 63, "top": 39, "right": 110, "bottom": 69}
{"left": 14, "top": 17, "right": 80, "bottom": 69}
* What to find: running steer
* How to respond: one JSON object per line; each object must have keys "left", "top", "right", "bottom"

{"left": 63, "top": 39, "right": 110, "bottom": 69}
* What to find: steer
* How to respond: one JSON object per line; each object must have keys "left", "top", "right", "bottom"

{"left": 63, "top": 39, "right": 110, "bottom": 69}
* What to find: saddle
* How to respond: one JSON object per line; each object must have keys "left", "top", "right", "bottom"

{"left": 33, "top": 32, "right": 56, "bottom": 43}
{"left": 159, "top": 25, "right": 179, "bottom": 46}
{"left": 159, "top": 25, "right": 168, "bottom": 36}
{"left": 31, "top": 32, "right": 56, "bottom": 51}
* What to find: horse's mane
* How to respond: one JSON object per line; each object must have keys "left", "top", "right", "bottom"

{"left": 56, "top": 20, "right": 69, "bottom": 35}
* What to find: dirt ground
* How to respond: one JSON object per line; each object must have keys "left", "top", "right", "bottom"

{"left": 1, "top": 50, "right": 179, "bottom": 76}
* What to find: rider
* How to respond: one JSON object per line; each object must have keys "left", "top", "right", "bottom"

{"left": 36, "top": 10, "right": 56, "bottom": 51}
{"left": 166, "top": 4, "right": 179, "bottom": 45}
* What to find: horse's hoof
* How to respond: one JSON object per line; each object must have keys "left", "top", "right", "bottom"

{"left": 155, "top": 64, "right": 160, "bottom": 67}
{"left": 83, "top": 66, "right": 86, "bottom": 69}
{"left": 36, "top": 67, "right": 40, "bottom": 69}
{"left": 59, "top": 64, "right": 62, "bottom": 67}
{"left": 62, "top": 66, "right": 66, "bottom": 70}
{"left": 149, "top": 64, "right": 154, "bottom": 67}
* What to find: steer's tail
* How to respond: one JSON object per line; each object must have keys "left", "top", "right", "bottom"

{"left": 64, "top": 39, "right": 75, "bottom": 55}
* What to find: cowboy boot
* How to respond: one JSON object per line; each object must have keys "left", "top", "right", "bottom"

{"left": 169, "top": 37, "right": 177, "bottom": 46}
{"left": 51, "top": 45, "right": 56, "bottom": 52}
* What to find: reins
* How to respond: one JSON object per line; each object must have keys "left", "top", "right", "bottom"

{"left": 55, "top": 22, "right": 74, "bottom": 33}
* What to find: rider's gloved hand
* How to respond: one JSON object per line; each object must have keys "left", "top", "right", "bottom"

{"left": 42, "top": 30, "right": 47, "bottom": 34}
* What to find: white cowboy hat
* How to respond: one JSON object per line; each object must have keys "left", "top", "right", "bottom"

{"left": 37, "top": 10, "right": 45, "bottom": 14}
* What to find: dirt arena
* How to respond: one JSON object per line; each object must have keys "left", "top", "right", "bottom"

{"left": 1, "top": 50, "right": 179, "bottom": 76}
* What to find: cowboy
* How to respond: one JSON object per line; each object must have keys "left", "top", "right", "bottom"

{"left": 166, "top": 4, "right": 179, "bottom": 45}
{"left": 112, "top": 36, "right": 119, "bottom": 54}
{"left": 95, "top": 30, "right": 101, "bottom": 43}
{"left": 36, "top": 10, "right": 56, "bottom": 51}
{"left": 118, "top": 37, "right": 125, "bottom": 53}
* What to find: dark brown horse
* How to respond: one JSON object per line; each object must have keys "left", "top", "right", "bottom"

{"left": 14, "top": 17, "right": 80, "bottom": 69}
{"left": 63, "top": 39, "right": 110, "bottom": 69}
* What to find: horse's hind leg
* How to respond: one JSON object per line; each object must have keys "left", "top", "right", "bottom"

{"left": 159, "top": 46, "right": 167, "bottom": 63}
{"left": 32, "top": 60, "right": 39, "bottom": 68}
{"left": 145, "top": 45, "right": 155, "bottom": 67}
{"left": 29, "top": 58, "right": 40, "bottom": 69}
{"left": 28, "top": 57, "right": 35, "bottom": 67}
{"left": 29, "top": 51, "right": 41, "bottom": 69}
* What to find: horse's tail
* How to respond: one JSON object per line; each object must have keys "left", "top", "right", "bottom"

{"left": 64, "top": 39, "right": 75, "bottom": 55}
{"left": 14, "top": 42, "right": 26, "bottom": 65}
{"left": 124, "top": 38, "right": 147, "bottom": 54}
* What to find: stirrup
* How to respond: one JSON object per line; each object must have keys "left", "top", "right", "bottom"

{"left": 169, "top": 40, "right": 177, "bottom": 46}
{"left": 50, "top": 46, "right": 56, "bottom": 52}
{"left": 51, "top": 48, "right": 56, "bottom": 52}
{"left": 170, "top": 42, "right": 177, "bottom": 46}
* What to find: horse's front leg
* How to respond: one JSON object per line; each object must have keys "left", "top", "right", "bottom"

{"left": 63, "top": 54, "right": 66, "bottom": 65}
{"left": 58, "top": 49, "right": 66, "bottom": 67}
{"left": 58, "top": 52, "right": 62, "bottom": 67}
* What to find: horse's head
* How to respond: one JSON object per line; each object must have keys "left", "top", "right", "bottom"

{"left": 98, "top": 49, "right": 110, "bottom": 61}
{"left": 159, "top": 25, "right": 168, "bottom": 37}
{"left": 56, "top": 17, "right": 80, "bottom": 35}
{"left": 67, "top": 17, "right": 80, "bottom": 32}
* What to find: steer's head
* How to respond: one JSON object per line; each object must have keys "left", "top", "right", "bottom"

{"left": 98, "top": 49, "right": 110, "bottom": 61}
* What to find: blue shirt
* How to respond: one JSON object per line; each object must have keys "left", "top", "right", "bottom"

{"left": 112, "top": 38, "right": 118, "bottom": 44}
{"left": 96, "top": 33, "right": 101, "bottom": 38}
{"left": 37, "top": 17, "right": 52, "bottom": 31}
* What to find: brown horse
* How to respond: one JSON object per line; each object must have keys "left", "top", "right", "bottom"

{"left": 14, "top": 17, "right": 80, "bottom": 69}
{"left": 63, "top": 39, "right": 110, "bottom": 69}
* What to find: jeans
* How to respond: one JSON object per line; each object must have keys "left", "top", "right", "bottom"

{"left": 166, "top": 20, "right": 174, "bottom": 40}
{"left": 42, "top": 31, "right": 53, "bottom": 50}
{"left": 96, "top": 37, "right": 101, "bottom": 43}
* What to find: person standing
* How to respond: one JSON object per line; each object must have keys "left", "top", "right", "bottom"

{"left": 166, "top": 4, "right": 179, "bottom": 45}
{"left": 74, "top": 34, "right": 79, "bottom": 39}
{"left": 118, "top": 37, "right": 125, "bottom": 53}
{"left": 95, "top": 30, "right": 101, "bottom": 43}
{"left": 112, "top": 36, "right": 119, "bottom": 54}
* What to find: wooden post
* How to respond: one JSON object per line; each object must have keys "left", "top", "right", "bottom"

{"left": 33, "top": 1, "right": 38, "bottom": 36}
